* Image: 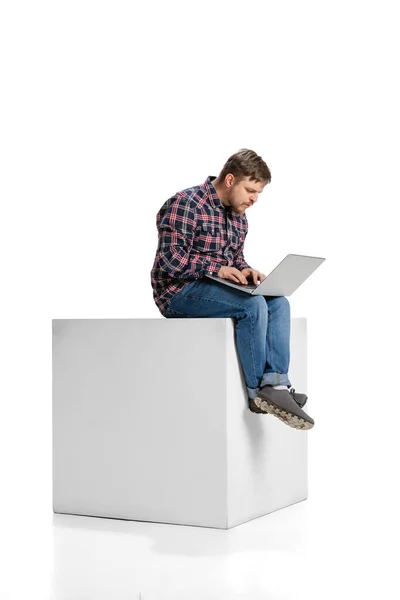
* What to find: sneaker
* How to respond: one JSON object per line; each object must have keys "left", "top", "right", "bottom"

{"left": 249, "top": 388, "right": 307, "bottom": 413}
{"left": 289, "top": 387, "right": 308, "bottom": 408}
{"left": 254, "top": 385, "right": 314, "bottom": 430}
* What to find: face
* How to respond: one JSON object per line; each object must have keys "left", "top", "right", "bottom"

{"left": 225, "top": 175, "right": 266, "bottom": 214}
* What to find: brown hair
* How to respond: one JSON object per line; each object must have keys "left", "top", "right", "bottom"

{"left": 218, "top": 148, "right": 271, "bottom": 184}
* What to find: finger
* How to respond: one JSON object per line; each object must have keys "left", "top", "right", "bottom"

{"left": 234, "top": 269, "right": 248, "bottom": 284}
{"left": 228, "top": 272, "right": 241, "bottom": 283}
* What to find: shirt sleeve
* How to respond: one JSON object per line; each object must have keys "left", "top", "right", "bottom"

{"left": 156, "top": 195, "right": 221, "bottom": 280}
{"left": 234, "top": 248, "right": 252, "bottom": 271}
{"left": 232, "top": 226, "right": 252, "bottom": 272}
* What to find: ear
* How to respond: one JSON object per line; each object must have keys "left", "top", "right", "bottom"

{"left": 225, "top": 174, "right": 235, "bottom": 187}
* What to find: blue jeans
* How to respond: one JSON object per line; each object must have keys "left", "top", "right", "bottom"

{"left": 163, "top": 278, "right": 291, "bottom": 399}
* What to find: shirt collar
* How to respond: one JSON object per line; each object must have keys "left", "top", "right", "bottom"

{"left": 204, "top": 175, "right": 225, "bottom": 209}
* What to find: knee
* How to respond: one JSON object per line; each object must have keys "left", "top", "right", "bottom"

{"left": 247, "top": 296, "right": 268, "bottom": 320}
{"left": 275, "top": 296, "right": 291, "bottom": 317}
{"left": 277, "top": 295, "right": 290, "bottom": 307}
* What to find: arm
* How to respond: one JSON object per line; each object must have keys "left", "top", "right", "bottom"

{"left": 232, "top": 229, "right": 252, "bottom": 272}
{"left": 234, "top": 248, "right": 252, "bottom": 272}
{"left": 157, "top": 195, "right": 221, "bottom": 280}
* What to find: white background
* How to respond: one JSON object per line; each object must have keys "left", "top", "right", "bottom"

{"left": 1, "top": 1, "right": 399, "bottom": 599}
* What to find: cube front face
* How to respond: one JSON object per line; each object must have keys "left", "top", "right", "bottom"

{"left": 53, "top": 317, "right": 308, "bottom": 529}
{"left": 52, "top": 319, "right": 229, "bottom": 528}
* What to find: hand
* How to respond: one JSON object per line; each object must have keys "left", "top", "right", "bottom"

{"left": 217, "top": 266, "right": 248, "bottom": 285}
{"left": 240, "top": 268, "right": 267, "bottom": 285}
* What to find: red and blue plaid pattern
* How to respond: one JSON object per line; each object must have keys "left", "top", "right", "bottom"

{"left": 151, "top": 175, "right": 252, "bottom": 316}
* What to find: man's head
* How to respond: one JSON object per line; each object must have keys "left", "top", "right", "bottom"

{"left": 212, "top": 149, "right": 271, "bottom": 214}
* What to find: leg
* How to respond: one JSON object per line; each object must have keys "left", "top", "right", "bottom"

{"left": 253, "top": 296, "right": 314, "bottom": 429}
{"left": 259, "top": 296, "right": 291, "bottom": 389}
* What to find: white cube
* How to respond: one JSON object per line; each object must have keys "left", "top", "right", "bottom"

{"left": 52, "top": 317, "right": 308, "bottom": 529}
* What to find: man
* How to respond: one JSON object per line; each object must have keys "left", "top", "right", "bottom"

{"left": 150, "top": 149, "right": 314, "bottom": 430}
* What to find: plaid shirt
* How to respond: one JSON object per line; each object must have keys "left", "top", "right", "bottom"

{"left": 151, "top": 175, "right": 253, "bottom": 316}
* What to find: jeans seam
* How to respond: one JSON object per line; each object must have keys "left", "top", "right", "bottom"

{"left": 166, "top": 308, "right": 189, "bottom": 317}
{"left": 246, "top": 307, "right": 260, "bottom": 389}
{"left": 267, "top": 319, "right": 274, "bottom": 374}
{"left": 168, "top": 294, "right": 245, "bottom": 319}
{"left": 183, "top": 294, "right": 247, "bottom": 311}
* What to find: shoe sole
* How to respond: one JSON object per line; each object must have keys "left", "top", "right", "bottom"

{"left": 248, "top": 398, "right": 265, "bottom": 414}
{"left": 254, "top": 396, "right": 314, "bottom": 430}
{"left": 250, "top": 395, "right": 305, "bottom": 413}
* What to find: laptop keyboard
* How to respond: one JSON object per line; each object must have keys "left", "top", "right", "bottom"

{"left": 237, "top": 282, "right": 258, "bottom": 289}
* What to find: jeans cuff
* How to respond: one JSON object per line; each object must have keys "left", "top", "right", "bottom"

{"left": 260, "top": 373, "right": 291, "bottom": 388}
{"left": 246, "top": 386, "right": 259, "bottom": 399}
{"left": 247, "top": 374, "right": 291, "bottom": 398}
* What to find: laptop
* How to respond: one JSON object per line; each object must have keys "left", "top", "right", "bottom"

{"left": 205, "top": 253, "right": 326, "bottom": 296}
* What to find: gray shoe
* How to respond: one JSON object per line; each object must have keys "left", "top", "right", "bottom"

{"left": 254, "top": 385, "right": 314, "bottom": 430}
{"left": 288, "top": 387, "right": 308, "bottom": 408}
{"left": 249, "top": 388, "right": 307, "bottom": 413}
